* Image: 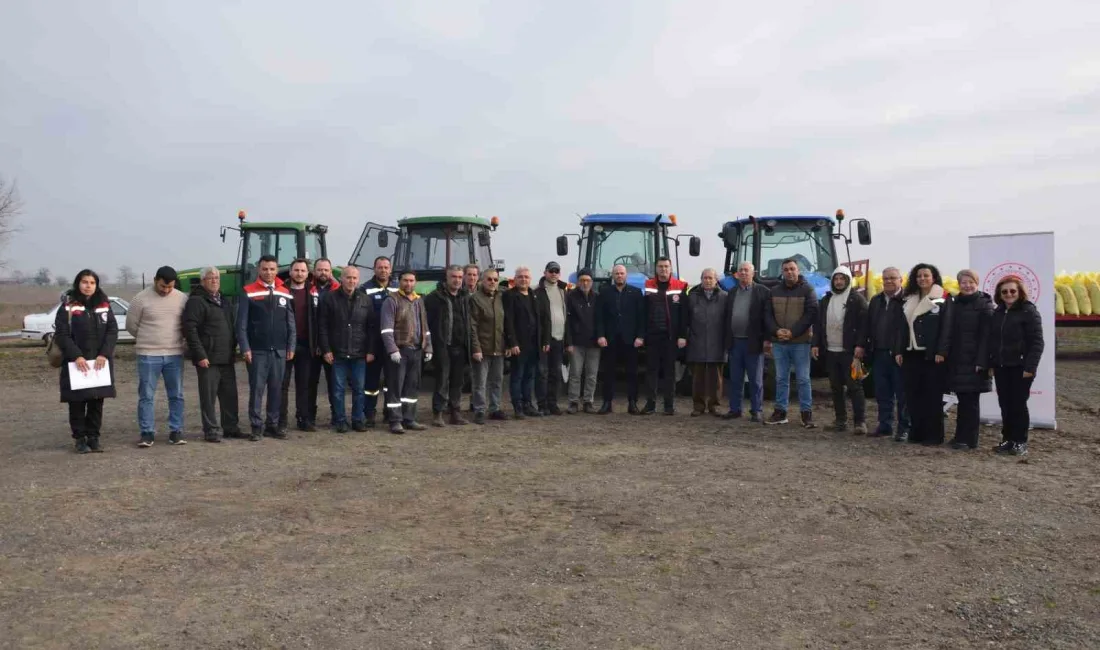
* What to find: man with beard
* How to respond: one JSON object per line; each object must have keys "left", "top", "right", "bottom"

{"left": 359, "top": 256, "right": 398, "bottom": 428}
{"left": 305, "top": 258, "right": 340, "bottom": 430}
{"left": 594, "top": 264, "right": 645, "bottom": 414}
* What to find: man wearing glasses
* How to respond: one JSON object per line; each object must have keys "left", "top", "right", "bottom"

{"left": 468, "top": 268, "right": 509, "bottom": 423}
{"left": 534, "top": 261, "right": 568, "bottom": 416}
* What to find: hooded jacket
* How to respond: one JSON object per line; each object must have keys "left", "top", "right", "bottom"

{"left": 182, "top": 284, "right": 237, "bottom": 366}
{"left": 813, "top": 267, "right": 868, "bottom": 353}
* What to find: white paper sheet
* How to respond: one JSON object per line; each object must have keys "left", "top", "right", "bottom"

{"left": 68, "top": 360, "right": 112, "bottom": 390}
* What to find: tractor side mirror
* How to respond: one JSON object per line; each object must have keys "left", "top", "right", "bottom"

{"left": 377, "top": 229, "right": 389, "bottom": 248}
{"left": 689, "top": 236, "right": 701, "bottom": 257}
{"left": 856, "top": 220, "right": 872, "bottom": 246}
{"left": 477, "top": 230, "right": 491, "bottom": 247}
{"left": 720, "top": 224, "right": 738, "bottom": 248}
{"left": 556, "top": 235, "right": 568, "bottom": 257}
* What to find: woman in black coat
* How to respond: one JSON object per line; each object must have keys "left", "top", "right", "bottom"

{"left": 894, "top": 263, "right": 953, "bottom": 446}
{"left": 986, "top": 275, "right": 1044, "bottom": 456}
{"left": 946, "top": 269, "right": 994, "bottom": 450}
{"left": 55, "top": 269, "right": 118, "bottom": 453}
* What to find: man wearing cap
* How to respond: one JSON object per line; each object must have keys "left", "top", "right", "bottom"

{"left": 565, "top": 268, "right": 600, "bottom": 413}
{"left": 127, "top": 265, "right": 190, "bottom": 447}
{"left": 534, "top": 261, "right": 568, "bottom": 415}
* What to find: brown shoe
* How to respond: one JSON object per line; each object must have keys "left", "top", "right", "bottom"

{"left": 449, "top": 409, "right": 468, "bottom": 425}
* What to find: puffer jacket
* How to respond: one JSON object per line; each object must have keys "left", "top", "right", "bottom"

{"left": 683, "top": 285, "right": 728, "bottom": 363}
{"left": 55, "top": 292, "right": 118, "bottom": 402}
{"left": 948, "top": 291, "right": 994, "bottom": 393}
{"left": 182, "top": 284, "right": 237, "bottom": 365}
{"left": 469, "top": 286, "right": 507, "bottom": 356}
{"left": 987, "top": 299, "right": 1044, "bottom": 374}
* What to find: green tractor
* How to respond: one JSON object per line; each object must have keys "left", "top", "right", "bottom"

{"left": 350, "top": 215, "right": 506, "bottom": 294}
{"left": 176, "top": 211, "right": 332, "bottom": 300}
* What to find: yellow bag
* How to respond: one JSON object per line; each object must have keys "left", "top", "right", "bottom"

{"left": 1072, "top": 281, "right": 1092, "bottom": 316}
{"left": 1057, "top": 284, "right": 1079, "bottom": 316}
{"left": 850, "top": 358, "right": 868, "bottom": 381}
{"left": 1055, "top": 290, "right": 1065, "bottom": 316}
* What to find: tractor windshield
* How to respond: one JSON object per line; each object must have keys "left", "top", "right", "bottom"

{"left": 400, "top": 225, "right": 473, "bottom": 272}
{"left": 586, "top": 225, "right": 657, "bottom": 279}
{"left": 756, "top": 221, "right": 837, "bottom": 281}
{"left": 242, "top": 229, "right": 299, "bottom": 281}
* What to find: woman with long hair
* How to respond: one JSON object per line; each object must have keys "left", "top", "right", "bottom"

{"left": 986, "top": 276, "right": 1044, "bottom": 456}
{"left": 947, "top": 269, "right": 994, "bottom": 450}
{"left": 55, "top": 269, "right": 118, "bottom": 453}
{"left": 894, "top": 263, "right": 953, "bottom": 446}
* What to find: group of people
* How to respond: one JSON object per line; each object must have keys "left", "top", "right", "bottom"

{"left": 54, "top": 255, "right": 1045, "bottom": 456}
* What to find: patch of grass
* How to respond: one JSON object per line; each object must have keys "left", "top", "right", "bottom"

{"left": 867, "top": 600, "right": 878, "bottom": 611}
{"left": 1045, "top": 600, "right": 1057, "bottom": 609}
{"left": 839, "top": 620, "right": 855, "bottom": 629}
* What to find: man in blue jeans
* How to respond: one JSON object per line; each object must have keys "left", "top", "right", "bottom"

{"left": 318, "top": 266, "right": 375, "bottom": 433}
{"left": 864, "top": 266, "right": 911, "bottom": 440}
{"left": 764, "top": 259, "right": 820, "bottom": 428}
{"left": 237, "top": 255, "right": 296, "bottom": 441}
{"left": 504, "top": 265, "right": 547, "bottom": 419}
{"left": 723, "top": 261, "right": 772, "bottom": 423}
{"left": 126, "top": 266, "right": 189, "bottom": 447}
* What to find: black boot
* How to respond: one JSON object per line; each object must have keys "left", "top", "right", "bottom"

{"left": 597, "top": 401, "right": 612, "bottom": 415}
{"left": 86, "top": 436, "right": 104, "bottom": 453}
{"left": 627, "top": 401, "right": 640, "bottom": 415}
{"left": 640, "top": 400, "right": 656, "bottom": 415}
{"left": 74, "top": 437, "right": 91, "bottom": 454}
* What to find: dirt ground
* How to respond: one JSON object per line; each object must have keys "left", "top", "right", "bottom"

{"left": 1, "top": 341, "right": 1098, "bottom": 650}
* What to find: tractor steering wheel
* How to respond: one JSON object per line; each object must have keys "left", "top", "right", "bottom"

{"left": 613, "top": 254, "right": 645, "bottom": 273}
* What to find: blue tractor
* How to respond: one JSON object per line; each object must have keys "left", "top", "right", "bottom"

{"left": 556, "top": 213, "right": 701, "bottom": 394}
{"left": 555, "top": 213, "right": 701, "bottom": 290}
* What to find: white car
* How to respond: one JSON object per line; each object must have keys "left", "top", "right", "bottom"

{"left": 21, "top": 297, "right": 133, "bottom": 344}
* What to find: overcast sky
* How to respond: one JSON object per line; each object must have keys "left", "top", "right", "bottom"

{"left": 2, "top": 0, "right": 1098, "bottom": 284}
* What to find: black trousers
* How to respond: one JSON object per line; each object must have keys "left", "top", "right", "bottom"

{"left": 197, "top": 363, "right": 241, "bottom": 436}
{"left": 68, "top": 399, "right": 104, "bottom": 439}
{"left": 280, "top": 342, "right": 312, "bottom": 426}
{"left": 994, "top": 367, "right": 1035, "bottom": 443}
{"left": 364, "top": 356, "right": 385, "bottom": 417}
{"left": 601, "top": 339, "right": 639, "bottom": 403}
{"left": 308, "top": 354, "right": 334, "bottom": 424}
{"left": 645, "top": 334, "right": 677, "bottom": 405}
{"left": 826, "top": 350, "right": 865, "bottom": 424}
{"left": 433, "top": 344, "right": 468, "bottom": 413}
{"left": 536, "top": 339, "right": 566, "bottom": 410}
{"left": 954, "top": 391, "right": 982, "bottom": 447}
{"left": 902, "top": 353, "right": 946, "bottom": 444}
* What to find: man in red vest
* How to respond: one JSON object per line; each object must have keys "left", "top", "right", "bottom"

{"left": 641, "top": 257, "right": 689, "bottom": 415}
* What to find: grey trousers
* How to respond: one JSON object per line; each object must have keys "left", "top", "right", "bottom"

{"left": 247, "top": 350, "right": 285, "bottom": 430}
{"left": 567, "top": 346, "right": 601, "bottom": 405}
{"left": 471, "top": 355, "right": 505, "bottom": 414}
{"left": 383, "top": 347, "right": 423, "bottom": 424}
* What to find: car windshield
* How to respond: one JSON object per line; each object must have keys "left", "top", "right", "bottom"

{"left": 586, "top": 225, "right": 657, "bottom": 278}
{"left": 757, "top": 221, "right": 837, "bottom": 280}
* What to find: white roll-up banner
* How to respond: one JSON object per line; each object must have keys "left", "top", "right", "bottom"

{"left": 968, "top": 231, "right": 1056, "bottom": 429}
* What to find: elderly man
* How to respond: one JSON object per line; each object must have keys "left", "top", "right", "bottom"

{"left": 127, "top": 265, "right": 189, "bottom": 447}
{"left": 182, "top": 267, "right": 241, "bottom": 443}
{"left": 425, "top": 264, "right": 472, "bottom": 427}
{"left": 469, "top": 267, "right": 508, "bottom": 423}
{"left": 504, "top": 265, "right": 547, "bottom": 419}
{"left": 565, "top": 268, "right": 600, "bottom": 413}
{"left": 723, "top": 262, "right": 772, "bottom": 422}
{"left": 380, "top": 270, "right": 432, "bottom": 434}
{"left": 594, "top": 264, "right": 645, "bottom": 414}
{"left": 642, "top": 257, "right": 688, "bottom": 415}
{"left": 318, "top": 265, "right": 375, "bottom": 433}
{"left": 866, "top": 266, "right": 910, "bottom": 440}
{"left": 764, "top": 258, "right": 819, "bottom": 428}
{"left": 684, "top": 268, "right": 728, "bottom": 416}
{"left": 237, "top": 255, "right": 296, "bottom": 441}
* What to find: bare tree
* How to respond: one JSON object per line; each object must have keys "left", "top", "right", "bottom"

{"left": 11, "top": 269, "right": 25, "bottom": 284}
{"left": 55, "top": 274, "right": 68, "bottom": 287}
{"left": 34, "top": 267, "right": 51, "bottom": 286}
{"left": 0, "top": 176, "right": 22, "bottom": 268}
{"left": 117, "top": 265, "right": 134, "bottom": 287}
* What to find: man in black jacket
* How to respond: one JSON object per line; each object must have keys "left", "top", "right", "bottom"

{"left": 182, "top": 266, "right": 242, "bottom": 442}
{"left": 723, "top": 262, "right": 772, "bottom": 422}
{"left": 812, "top": 267, "right": 869, "bottom": 434}
{"left": 865, "top": 266, "right": 909, "bottom": 439}
{"left": 504, "top": 266, "right": 549, "bottom": 418}
{"left": 279, "top": 259, "right": 314, "bottom": 435}
{"left": 306, "top": 258, "right": 340, "bottom": 431}
{"left": 424, "top": 265, "right": 472, "bottom": 427}
{"left": 318, "top": 266, "right": 376, "bottom": 433}
{"left": 534, "top": 261, "right": 569, "bottom": 415}
{"left": 595, "top": 264, "right": 646, "bottom": 414}
{"left": 565, "top": 268, "right": 600, "bottom": 413}
{"left": 641, "top": 257, "right": 689, "bottom": 415}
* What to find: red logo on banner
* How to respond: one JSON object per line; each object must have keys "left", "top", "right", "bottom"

{"left": 983, "top": 262, "right": 1041, "bottom": 301}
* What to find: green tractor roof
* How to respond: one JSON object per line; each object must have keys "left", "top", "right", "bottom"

{"left": 240, "top": 221, "right": 323, "bottom": 230}
{"left": 176, "top": 263, "right": 237, "bottom": 281}
{"left": 397, "top": 216, "right": 494, "bottom": 227}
